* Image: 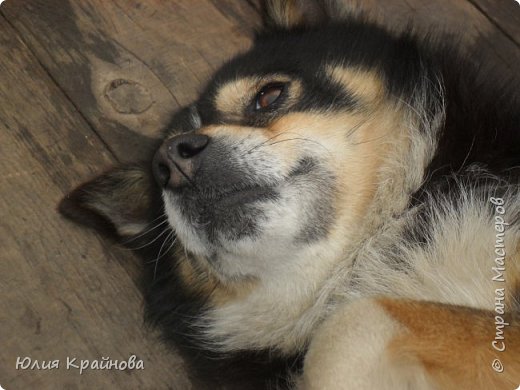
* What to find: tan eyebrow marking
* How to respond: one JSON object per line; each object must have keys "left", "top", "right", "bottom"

{"left": 215, "top": 77, "right": 258, "bottom": 115}
{"left": 326, "top": 65, "right": 385, "bottom": 104}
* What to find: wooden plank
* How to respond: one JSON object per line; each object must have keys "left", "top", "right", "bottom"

{"left": 1, "top": 0, "right": 260, "bottom": 162}
{"left": 0, "top": 16, "right": 191, "bottom": 390}
{"left": 333, "top": 0, "right": 520, "bottom": 84}
{"left": 342, "top": 0, "right": 492, "bottom": 40}
{"left": 467, "top": 0, "right": 520, "bottom": 47}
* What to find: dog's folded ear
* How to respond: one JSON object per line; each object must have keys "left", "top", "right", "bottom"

{"left": 262, "top": 0, "right": 329, "bottom": 30}
{"left": 58, "top": 165, "right": 161, "bottom": 239}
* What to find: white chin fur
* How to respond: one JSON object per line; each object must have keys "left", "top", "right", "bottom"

{"left": 162, "top": 181, "right": 327, "bottom": 280}
{"left": 163, "top": 191, "right": 211, "bottom": 257}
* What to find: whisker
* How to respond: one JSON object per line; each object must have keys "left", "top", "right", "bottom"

{"left": 350, "top": 132, "right": 391, "bottom": 146}
{"left": 232, "top": 129, "right": 257, "bottom": 155}
{"left": 266, "top": 137, "right": 332, "bottom": 156}
{"left": 346, "top": 117, "right": 372, "bottom": 139}
{"left": 121, "top": 213, "right": 166, "bottom": 244}
{"left": 152, "top": 233, "right": 177, "bottom": 280}
{"left": 238, "top": 128, "right": 314, "bottom": 159}
{"left": 241, "top": 131, "right": 289, "bottom": 157}
{"left": 147, "top": 231, "right": 173, "bottom": 265}
{"left": 121, "top": 214, "right": 168, "bottom": 245}
{"left": 127, "top": 226, "right": 171, "bottom": 251}
{"left": 457, "top": 135, "right": 476, "bottom": 173}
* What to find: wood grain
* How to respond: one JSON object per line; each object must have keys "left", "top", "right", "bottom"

{"left": 1, "top": 0, "right": 259, "bottom": 162}
{"left": 0, "top": 15, "right": 191, "bottom": 390}
{"left": 0, "top": 1, "right": 519, "bottom": 389}
{"left": 336, "top": 0, "right": 520, "bottom": 83}
{"left": 467, "top": 0, "right": 520, "bottom": 47}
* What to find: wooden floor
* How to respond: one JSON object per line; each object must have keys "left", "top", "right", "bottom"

{"left": 0, "top": 1, "right": 518, "bottom": 389}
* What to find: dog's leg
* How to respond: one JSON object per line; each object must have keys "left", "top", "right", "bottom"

{"left": 300, "top": 298, "right": 520, "bottom": 390}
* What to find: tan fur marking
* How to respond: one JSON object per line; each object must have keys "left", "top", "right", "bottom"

{"left": 198, "top": 124, "right": 245, "bottom": 137}
{"left": 214, "top": 78, "right": 256, "bottom": 118}
{"left": 379, "top": 298, "right": 520, "bottom": 389}
{"left": 326, "top": 66, "right": 385, "bottom": 104}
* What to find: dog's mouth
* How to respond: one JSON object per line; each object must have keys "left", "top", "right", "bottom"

{"left": 162, "top": 156, "right": 322, "bottom": 247}
{"left": 170, "top": 180, "right": 278, "bottom": 207}
{"left": 209, "top": 185, "right": 278, "bottom": 207}
{"left": 174, "top": 184, "right": 278, "bottom": 214}
{"left": 163, "top": 181, "right": 279, "bottom": 241}
{"left": 170, "top": 157, "right": 317, "bottom": 210}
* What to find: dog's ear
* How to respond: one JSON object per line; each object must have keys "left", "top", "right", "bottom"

{"left": 59, "top": 165, "right": 161, "bottom": 238}
{"left": 262, "top": 0, "right": 328, "bottom": 30}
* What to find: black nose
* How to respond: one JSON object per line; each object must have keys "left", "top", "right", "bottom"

{"left": 152, "top": 133, "right": 210, "bottom": 189}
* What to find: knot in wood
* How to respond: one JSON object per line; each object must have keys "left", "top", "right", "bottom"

{"left": 104, "top": 79, "right": 154, "bottom": 114}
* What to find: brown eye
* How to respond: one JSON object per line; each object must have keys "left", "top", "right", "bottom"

{"left": 255, "top": 83, "right": 284, "bottom": 110}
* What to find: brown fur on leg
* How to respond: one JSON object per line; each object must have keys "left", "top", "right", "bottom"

{"left": 302, "top": 298, "right": 519, "bottom": 390}
{"left": 380, "top": 298, "right": 520, "bottom": 390}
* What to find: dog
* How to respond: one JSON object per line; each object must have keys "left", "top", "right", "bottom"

{"left": 60, "top": 1, "right": 520, "bottom": 388}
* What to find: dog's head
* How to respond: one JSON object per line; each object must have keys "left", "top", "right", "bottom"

{"left": 60, "top": 1, "right": 442, "bottom": 284}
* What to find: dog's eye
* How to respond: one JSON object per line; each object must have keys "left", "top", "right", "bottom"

{"left": 255, "top": 83, "right": 284, "bottom": 110}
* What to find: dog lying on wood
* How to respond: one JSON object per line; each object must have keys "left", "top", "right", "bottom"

{"left": 60, "top": 1, "right": 520, "bottom": 388}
